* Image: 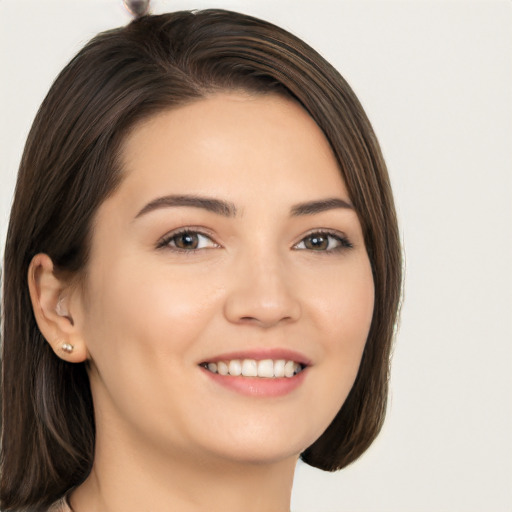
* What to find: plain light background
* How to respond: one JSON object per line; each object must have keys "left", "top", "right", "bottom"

{"left": 1, "top": 1, "right": 511, "bottom": 511}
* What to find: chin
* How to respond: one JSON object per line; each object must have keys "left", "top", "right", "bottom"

{"left": 191, "top": 420, "right": 323, "bottom": 467}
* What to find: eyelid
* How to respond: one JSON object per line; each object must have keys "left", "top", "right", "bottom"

{"left": 156, "top": 226, "right": 353, "bottom": 253}
{"left": 156, "top": 226, "right": 220, "bottom": 251}
{"left": 293, "top": 229, "right": 353, "bottom": 252}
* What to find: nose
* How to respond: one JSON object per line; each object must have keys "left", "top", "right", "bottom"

{"left": 223, "top": 250, "right": 301, "bottom": 328}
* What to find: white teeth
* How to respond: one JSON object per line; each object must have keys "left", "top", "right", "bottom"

{"left": 204, "top": 358, "right": 304, "bottom": 378}
{"left": 257, "top": 359, "right": 275, "bottom": 378}
{"left": 228, "top": 359, "right": 242, "bottom": 376}
{"left": 241, "top": 359, "right": 258, "bottom": 377}
{"left": 273, "top": 359, "right": 286, "bottom": 378}
{"left": 217, "top": 361, "right": 229, "bottom": 375}
{"left": 284, "top": 360, "right": 296, "bottom": 378}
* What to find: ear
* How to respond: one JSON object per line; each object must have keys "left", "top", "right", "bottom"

{"left": 27, "top": 253, "right": 88, "bottom": 363}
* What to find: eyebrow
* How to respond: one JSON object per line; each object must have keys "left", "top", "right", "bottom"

{"left": 134, "top": 194, "right": 353, "bottom": 220}
{"left": 290, "top": 198, "right": 354, "bottom": 216}
{"left": 135, "top": 194, "right": 238, "bottom": 219}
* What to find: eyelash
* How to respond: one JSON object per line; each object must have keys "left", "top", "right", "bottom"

{"left": 157, "top": 228, "right": 353, "bottom": 254}
{"left": 294, "top": 229, "right": 353, "bottom": 253}
{"left": 157, "top": 228, "right": 219, "bottom": 252}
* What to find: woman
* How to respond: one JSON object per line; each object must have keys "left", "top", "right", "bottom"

{"left": 1, "top": 8, "right": 401, "bottom": 512}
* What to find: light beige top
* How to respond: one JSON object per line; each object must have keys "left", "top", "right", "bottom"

{"left": 48, "top": 497, "right": 72, "bottom": 512}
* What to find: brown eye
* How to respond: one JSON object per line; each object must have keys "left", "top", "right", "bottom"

{"left": 161, "top": 231, "right": 218, "bottom": 251}
{"left": 304, "top": 234, "right": 329, "bottom": 250}
{"left": 175, "top": 233, "right": 199, "bottom": 249}
{"left": 294, "top": 231, "right": 352, "bottom": 252}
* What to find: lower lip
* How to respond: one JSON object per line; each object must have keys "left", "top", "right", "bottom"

{"left": 200, "top": 367, "right": 308, "bottom": 397}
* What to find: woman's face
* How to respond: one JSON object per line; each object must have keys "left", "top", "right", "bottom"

{"left": 73, "top": 92, "right": 374, "bottom": 466}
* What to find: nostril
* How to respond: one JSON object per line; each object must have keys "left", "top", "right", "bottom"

{"left": 223, "top": 278, "right": 301, "bottom": 327}
{"left": 238, "top": 315, "right": 293, "bottom": 327}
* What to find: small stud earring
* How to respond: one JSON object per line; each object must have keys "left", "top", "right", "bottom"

{"left": 61, "top": 343, "right": 74, "bottom": 354}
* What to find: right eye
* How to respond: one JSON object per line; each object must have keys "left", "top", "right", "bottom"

{"left": 158, "top": 229, "right": 219, "bottom": 252}
{"left": 293, "top": 230, "right": 353, "bottom": 253}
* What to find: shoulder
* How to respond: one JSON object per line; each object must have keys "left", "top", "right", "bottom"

{"left": 47, "top": 497, "right": 71, "bottom": 512}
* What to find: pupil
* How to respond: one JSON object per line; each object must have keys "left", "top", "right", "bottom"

{"left": 307, "top": 235, "right": 327, "bottom": 250}
{"left": 176, "top": 233, "right": 198, "bottom": 249}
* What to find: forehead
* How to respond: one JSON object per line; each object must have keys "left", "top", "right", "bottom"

{"left": 115, "top": 92, "right": 349, "bottom": 210}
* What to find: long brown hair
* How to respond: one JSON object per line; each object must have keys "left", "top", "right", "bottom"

{"left": 1, "top": 9, "right": 402, "bottom": 511}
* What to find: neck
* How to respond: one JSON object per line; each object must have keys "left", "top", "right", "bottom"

{"left": 70, "top": 428, "right": 297, "bottom": 512}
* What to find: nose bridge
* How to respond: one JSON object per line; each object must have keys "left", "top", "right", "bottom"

{"left": 223, "top": 240, "right": 301, "bottom": 327}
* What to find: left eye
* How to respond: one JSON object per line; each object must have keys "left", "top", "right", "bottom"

{"left": 161, "top": 230, "right": 218, "bottom": 251}
{"left": 294, "top": 232, "right": 351, "bottom": 252}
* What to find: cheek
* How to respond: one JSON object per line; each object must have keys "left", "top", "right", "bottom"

{"left": 310, "top": 258, "right": 375, "bottom": 390}
{"left": 80, "top": 257, "right": 223, "bottom": 427}
{"left": 276, "top": 258, "right": 374, "bottom": 449}
{"left": 84, "top": 256, "right": 220, "bottom": 350}
{"left": 309, "top": 257, "right": 374, "bottom": 345}
{"left": 80, "top": 254, "right": 228, "bottom": 422}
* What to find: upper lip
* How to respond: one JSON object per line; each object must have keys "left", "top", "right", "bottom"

{"left": 199, "top": 348, "right": 312, "bottom": 367}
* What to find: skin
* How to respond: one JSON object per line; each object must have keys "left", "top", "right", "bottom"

{"left": 29, "top": 92, "right": 374, "bottom": 512}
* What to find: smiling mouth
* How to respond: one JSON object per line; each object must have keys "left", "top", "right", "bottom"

{"left": 200, "top": 359, "right": 306, "bottom": 378}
